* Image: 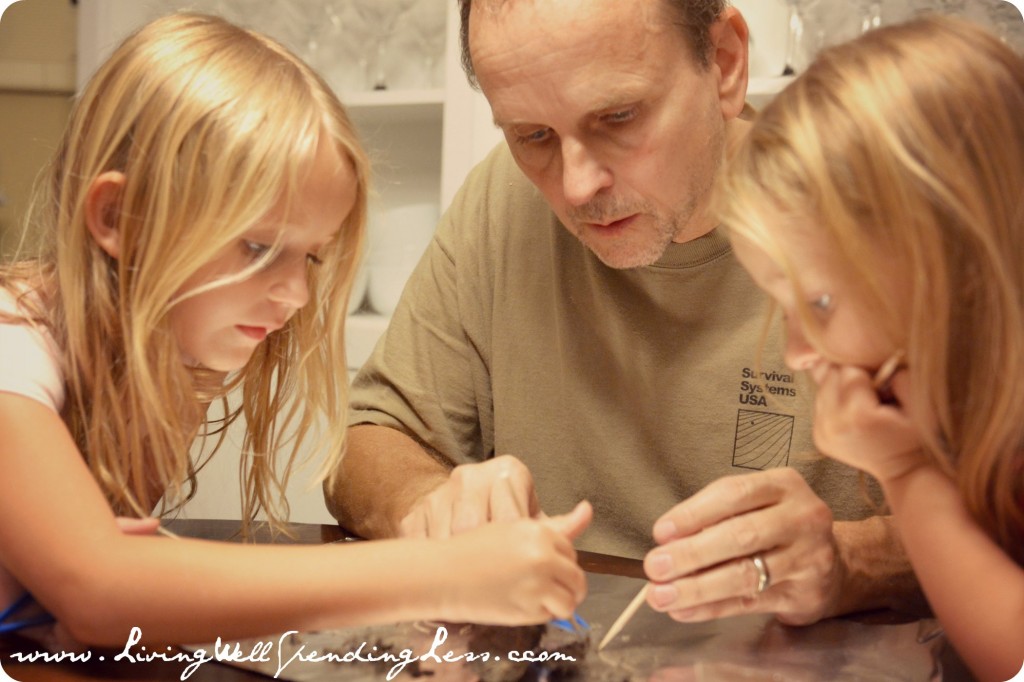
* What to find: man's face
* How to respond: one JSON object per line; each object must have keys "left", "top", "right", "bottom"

{"left": 471, "top": 0, "right": 729, "bottom": 269}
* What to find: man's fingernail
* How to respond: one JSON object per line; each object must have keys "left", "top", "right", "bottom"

{"left": 649, "top": 552, "right": 673, "bottom": 578}
{"left": 653, "top": 518, "right": 677, "bottom": 540}
{"left": 671, "top": 608, "right": 698, "bottom": 621}
{"left": 651, "top": 584, "right": 678, "bottom": 608}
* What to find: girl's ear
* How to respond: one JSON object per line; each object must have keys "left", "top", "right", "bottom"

{"left": 84, "top": 171, "right": 127, "bottom": 259}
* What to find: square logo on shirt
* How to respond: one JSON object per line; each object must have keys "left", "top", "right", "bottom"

{"left": 732, "top": 409, "right": 793, "bottom": 470}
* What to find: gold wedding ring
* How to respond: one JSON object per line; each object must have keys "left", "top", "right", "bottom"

{"left": 751, "top": 553, "right": 771, "bottom": 595}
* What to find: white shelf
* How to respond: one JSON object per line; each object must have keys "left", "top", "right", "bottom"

{"left": 342, "top": 88, "right": 445, "bottom": 127}
{"left": 749, "top": 75, "right": 794, "bottom": 96}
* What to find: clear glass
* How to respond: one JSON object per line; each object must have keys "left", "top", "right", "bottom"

{"left": 783, "top": 0, "right": 822, "bottom": 74}
{"left": 321, "top": 0, "right": 372, "bottom": 93}
{"left": 854, "top": 0, "right": 883, "bottom": 32}
{"left": 352, "top": 0, "right": 419, "bottom": 90}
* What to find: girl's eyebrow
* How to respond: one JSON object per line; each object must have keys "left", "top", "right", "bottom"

{"left": 315, "top": 231, "right": 342, "bottom": 250}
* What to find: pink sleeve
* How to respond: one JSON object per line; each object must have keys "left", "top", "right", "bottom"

{"left": 0, "top": 310, "right": 64, "bottom": 413}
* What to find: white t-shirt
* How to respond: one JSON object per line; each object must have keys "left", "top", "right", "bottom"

{"left": 0, "top": 290, "right": 64, "bottom": 413}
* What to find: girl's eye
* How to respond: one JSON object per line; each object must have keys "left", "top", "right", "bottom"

{"left": 306, "top": 253, "right": 324, "bottom": 266}
{"left": 243, "top": 240, "right": 271, "bottom": 261}
{"left": 810, "top": 293, "right": 833, "bottom": 313}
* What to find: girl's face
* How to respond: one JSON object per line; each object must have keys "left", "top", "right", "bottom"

{"left": 731, "top": 218, "right": 899, "bottom": 377}
{"left": 170, "top": 141, "right": 357, "bottom": 372}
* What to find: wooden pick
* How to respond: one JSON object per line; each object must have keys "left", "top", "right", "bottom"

{"left": 597, "top": 583, "right": 649, "bottom": 651}
{"left": 872, "top": 349, "right": 907, "bottom": 391}
{"left": 156, "top": 525, "right": 181, "bottom": 539}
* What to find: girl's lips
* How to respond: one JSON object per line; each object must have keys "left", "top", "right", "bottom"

{"left": 237, "top": 325, "right": 268, "bottom": 341}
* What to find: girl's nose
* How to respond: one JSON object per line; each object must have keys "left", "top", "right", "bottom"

{"left": 783, "top": 316, "right": 821, "bottom": 371}
{"left": 268, "top": 257, "right": 310, "bottom": 310}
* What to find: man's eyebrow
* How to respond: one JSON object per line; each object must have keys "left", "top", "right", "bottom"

{"left": 492, "top": 115, "right": 519, "bottom": 128}
{"left": 492, "top": 95, "right": 644, "bottom": 129}
{"left": 590, "top": 92, "right": 643, "bottom": 113}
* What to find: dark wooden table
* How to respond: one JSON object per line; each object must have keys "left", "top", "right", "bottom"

{"left": 0, "top": 520, "right": 972, "bottom": 681}
{"left": 0, "top": 519, "right": 645, "bottom": 682}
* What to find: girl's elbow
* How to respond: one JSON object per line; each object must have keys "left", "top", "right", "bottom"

{"left": 58, "top": 612, "right": 135, "bottom": 648}
{"left": 49, "top": 583, "right": 136, "bottom": 647}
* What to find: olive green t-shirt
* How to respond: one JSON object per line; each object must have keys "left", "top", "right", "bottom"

{"left": 350, "top": 144, "right": 877, "bottom": 558}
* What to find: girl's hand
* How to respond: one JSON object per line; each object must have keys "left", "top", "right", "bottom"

{"left": 115, "top": 516, "right": 161, "bottom": 535}
{"left": 441, "top": 501, "right": 592, "bottom": 625}
{"left": 808, "top": 361, "right": 929, "bottom": 484}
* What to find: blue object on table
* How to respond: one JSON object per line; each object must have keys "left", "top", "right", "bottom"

{"left": 549, "top": 612, "right": 589, "bottom": 634}
{"left": 0, "top": 592, "right": 55, "bottom": 635}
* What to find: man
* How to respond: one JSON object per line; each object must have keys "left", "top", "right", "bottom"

{"left": 327, "top": 0, "right": 922, "bottom": 625}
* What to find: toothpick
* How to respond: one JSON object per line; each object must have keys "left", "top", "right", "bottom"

{"left": 598, "top": 583, "right": 649, "bottom": 651}
{"left": 498, "top": 472, "right": 527, "bottom": 518}
{"left": 872, "top": 349, "right": 907, "bottom": 392}
{"left": 156, "top": 525, "right": 181, "bottom": 539}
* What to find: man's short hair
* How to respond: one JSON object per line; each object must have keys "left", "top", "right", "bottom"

{"left": 456, "top": 0, "right": 727, "bottom": 89}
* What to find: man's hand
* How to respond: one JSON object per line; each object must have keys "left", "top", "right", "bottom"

{"left": 642, "top": 468, "right": 842, "bottom": 626}
{"left": 399, "top": 455, "right": 540, "bottom": 538}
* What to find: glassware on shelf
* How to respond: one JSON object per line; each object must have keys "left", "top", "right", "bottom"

{"left": 294, "top": 0, "right": 349, "bottom": 67}
{"left": 932, "top": 0, "right": 968, "bottom": 15}
{"left": 397, "top": 0, "right": 448, "bottom": 89}
{"left": 208, "top": 0, "right": 247, "bottom": 26}
{"left": 352, "top": 0, "right": 419, "bottom": 90}
{"left": 877, "top": 0, "right": 917, "bottom": 27}
{"left": 783, "top": 0, "right": 821, "bottom": 74}
{"left": 315, "top": 0, "right": 370, "bottom": 94}
{"left": 984, "top": 0, "right": 1024, "bottom": 53}
{"left": 853, "top": 0, "right": 883, "bottom": 33}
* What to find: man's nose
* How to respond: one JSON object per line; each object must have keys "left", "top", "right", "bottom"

{"left": 560, "top": 138, "right": 613, "bottom": 207}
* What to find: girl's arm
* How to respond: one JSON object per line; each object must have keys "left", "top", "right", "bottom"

{"left": 0, "top": 395, "right": 590, "bottom": 646}
{"left": 881, "top": 464, "right": 1024, "bottom": 682}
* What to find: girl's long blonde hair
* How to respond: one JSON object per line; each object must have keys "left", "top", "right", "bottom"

{"left": 1, "top": 12, "right": 368, "bottom": 534}
{"left": 718, "top": 16, "right": 1024, "bottom": 563}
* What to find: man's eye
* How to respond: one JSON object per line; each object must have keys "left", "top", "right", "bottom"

{"left": 603, "top": 108, "right": 637, "bottom": 124}
{"left": 514, "top": 127, "right": 552, "bottom": 145}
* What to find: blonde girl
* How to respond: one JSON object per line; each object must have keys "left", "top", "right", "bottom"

{"left": 0, "top": 12, "right": 590, "bottom": 647}
{"left": 718, "top": 15, "right": 1024, "bottom": 681}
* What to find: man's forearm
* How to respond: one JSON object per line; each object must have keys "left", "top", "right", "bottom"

{"left": 832, "top": 516, "right": 930, "bottom": 617}
{"left": 325, "top": 424, "right": 451, "bottom": 538}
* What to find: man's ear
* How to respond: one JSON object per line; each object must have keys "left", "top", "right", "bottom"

{"left": 84, "top": 171, "right": 126, "bottom": 260}
{"left": 710, "top": 7, "right": 750, "bottom": 120}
